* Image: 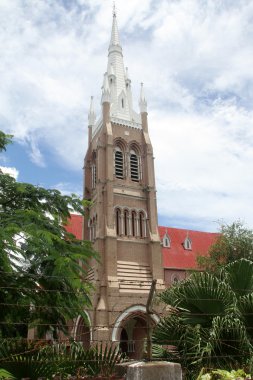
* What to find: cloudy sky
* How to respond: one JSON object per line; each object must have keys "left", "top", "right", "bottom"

{"left": 1, "top": 0, "right": 253, "bottom": 232}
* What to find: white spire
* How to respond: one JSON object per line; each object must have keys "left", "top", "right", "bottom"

{"left": 99, "top": 7, "right": 141, "bottom": 126}
{"left": 88, "top": 96, "right": 96, "bottom": 126}
{"left": 125, "top": 67, "right": 130, "bottom": 80}
{"left": 101, "top": 73, "right": 111, "bottom": 103}
{"left": 139, "top": 83, "right": 147, "bottom": 113}
{"left": 108, "top": 63, "right": 115, "bottom": 77}
{"left": 110, "top": 4, "right": 120, "bottom": 47}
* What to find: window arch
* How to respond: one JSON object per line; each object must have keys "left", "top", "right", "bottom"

{"left": 91, "top": 151, "right": 97, "bottom": 189}
{"left": 163, "top": 232, "right": 171, "bottom": 248}
{"left": 130, "top": 149, "right": 140, "bottom": 182}
{"left": 123, "top": 209, "right": 129, "bottom": 236}
{"left": 115, "top": 208, "right": 121, "bottom": 236}
{"left": 139, "top": 211, "right": 145, "bottom": 238}
{"left": 115, "top": 207, "right": 147, "bottom": 239}
{"left": 115, "top": 147, "right": 124, "bottom": 179}
{"left": 131, "top": 211, "right": 136, "bottom": 237}
{"left": 183, "top": 237, "right": 192, "bottom": 250}
{"left": 171, "top": 274, "right": 179, "bottom": 284}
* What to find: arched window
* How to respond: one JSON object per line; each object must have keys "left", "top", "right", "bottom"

{"left": 121, "top": 98, "right": 124, "bottom": 108}
{"left": 116, "top": 208, "right": 121, "bottom": 236}
{"left": 91, "top": 151, "right": 97, "bottom": 189}
{"left": 124, "top": 210, "right": 129, "bottom": 236}
{"left": 92, "top": 216, "right": 96, "bottom": 240}
{"left": 131, "top": 211, "right": 136, "bottom": 237}
{"left": 139, "top": 212, "right": 144, "bottom": 238}
{"left": 183, "top": 237, "right": 192, "bottom": 250}
{"left": 91, "top": 164, "right": 96, "bottom": 189}
{"left": 130, "top": 149, "right": 140, "bottom": 182}
{"left": 88, "top": 219, "right": 92, "bottom": 241}
{"left": 115, "top": 147, "right": 124, "bottom": 179}
{"left": 171, "top": 274, "right": 179, "bottom": 284}
{"left": 163, "top": 232, "right": 171, "bottom": 248}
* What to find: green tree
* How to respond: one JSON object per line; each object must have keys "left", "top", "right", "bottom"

{"left": 198, "top": 221, "right": 253, "bottom": 272}
{"left": 153, "top": 259, "right": 253, "bottom": 378}
{"left": 0, "top": 131, "right": 96, "bottom": 338}
{"left": 0, "top": 131, "right": 12, "bottom": 152}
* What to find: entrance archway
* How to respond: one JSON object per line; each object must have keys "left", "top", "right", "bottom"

{"left": 112, "top": 305, "right": 159, "bottom": 360}
{"left": 74, "top": 314, "right": 91, "bottom": 349}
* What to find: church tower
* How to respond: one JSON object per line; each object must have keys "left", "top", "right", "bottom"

{"left": 82, "top": 9, "right": 164, "bottom": 358}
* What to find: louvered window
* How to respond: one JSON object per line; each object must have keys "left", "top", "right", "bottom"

{"left": 130, "top": 153, "right": 139, "bottom": 182}
{"left": 115, "top": 149, "right": 124, "bottom": 179}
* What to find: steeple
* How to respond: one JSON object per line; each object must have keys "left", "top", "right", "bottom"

{"left": 101, "top": 73, "right": 111, "bottom": 104}
{"left": 103, "top": 7, "right": 140, "bottom": 125}
{"left": 109, "top": 5, "right": 121, "bottom": 48}
{"left": 139, "top": 83, "right": 147, "bottom": 113}
{"left": 88, "top": 96, "right": 96, "bottom": 126}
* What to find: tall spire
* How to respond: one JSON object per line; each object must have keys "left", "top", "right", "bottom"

{"left": 88, "top": 96, "right": 96, "bottom": 126}
{"left": 110, "top": 3, "right": 120, "bottom": 47}
{"left": 101, "top": 73, "right": 111, "bottom": 104}
{"left": 139, "top": 83, "right": 147, "bottom": 113}
{"left": 99, "top": 6, "right": 142, "bottom": 126}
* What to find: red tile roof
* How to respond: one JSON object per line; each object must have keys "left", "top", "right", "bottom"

{"left": 159, "top": 226, "right": 219, "bottom": 269}
{"left": 65, "top": 214, "right": 83, "bottom": 240}
{"left": 66, "top": 214, "right": 218, "bottom": 270}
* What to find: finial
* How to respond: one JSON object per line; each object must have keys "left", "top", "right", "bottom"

{"left": 109, "top": 1, "right": 120, "bottom": 47}
{"left": 139, "top": 82, "right": 147, "bottom": 113}
{"left": 113, "top": 2, "right": 116, "bottom": 17}
{"left": 88, "top": 96, "right": 96, "bottom": 126}
{"left": 101, "top": 73, "right": 111, "bottom": 104}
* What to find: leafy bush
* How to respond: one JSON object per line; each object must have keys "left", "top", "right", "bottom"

{"left": 153, "top": 259, "right": 253, "bottom": 377}
{"left": 197, "top": 368, "right": 251, "bottom": 380}
{"left": 0, "top": 339, "right": 126, "bottom": 379}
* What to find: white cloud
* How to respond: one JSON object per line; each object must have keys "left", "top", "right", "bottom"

{"left": 0, "top": 166, "right": 19, "bottom": 179}
{"left": 53, "top": 182, "right": 82, "bottom": 197}
{"left": 0, "top": 0, "right": 253, "bottom": 231}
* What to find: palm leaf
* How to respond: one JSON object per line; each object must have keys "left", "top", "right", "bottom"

{"left": 222, "top": 259, "right": 253, "bottom": 297}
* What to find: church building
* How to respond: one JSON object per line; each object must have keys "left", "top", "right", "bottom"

{"left": 66, "top": 10, "right": 217, "bottom": 358}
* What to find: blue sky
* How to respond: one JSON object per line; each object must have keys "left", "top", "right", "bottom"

{"left": 1, "top": 0, "right": 253, "bottom": 232}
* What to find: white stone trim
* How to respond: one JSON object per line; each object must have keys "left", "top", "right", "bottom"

{"left": 111, "top": 305, "right": 160, "bottom": 342}
{"left": 73, "top": 311, "right": 93, "bottom": 342}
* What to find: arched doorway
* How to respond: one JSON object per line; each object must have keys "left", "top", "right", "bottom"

{"left": 119, "top": 315, "right": 148, "bottom": 359}
{"left": 112, "top": 305, "right": 159, "bottom": 360}
{"left": 74, "top": 314, "right": 91, "bottom": 350}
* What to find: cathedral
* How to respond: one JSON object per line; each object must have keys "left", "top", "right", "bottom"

{"left": 66, "top": 10, "right": 217, "bottom": 358}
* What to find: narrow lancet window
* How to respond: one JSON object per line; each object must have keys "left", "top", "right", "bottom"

{"left": 91, "top": 164, "right": 96, "bottom": 189}
{"left": 139, "top": 212, "right": 144, "bottom": 238}
{"left": 131, "top": 211, "right": 136, "bottom": 237}
{"left": 124, "top": 210, "right": 129, "bottom": 236}
{"left": 115, "top": 147, "right": 124, "bottom": 179}
{"left": 116, "top": 208, "right": 121, "bottom": 236}
{"left": 130, "top": 151, "right": 139, "bottom": 182}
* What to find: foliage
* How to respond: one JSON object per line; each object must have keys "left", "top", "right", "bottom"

{"left": 0, "top": 131, "right": 97, "bottom": 338}
{"left": 198, "top": 221, "right": 253, "bottom": 272}
{"left": 0, "top": 368, "right": 15, "bottom": 379}
{"left": 197, "top": 368, "right": 250, "bottom": 380}
{"left": 0, "top": 339, "right": 57, "bottom": 379}
{"left": 0, "top": 131, "right": 12, "bottom": 152}
{"left": 0, "top": 339, "right": 125, "bottom": 379}
{"left": 153, "top": 259, "right": 253, "bottom": 378}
